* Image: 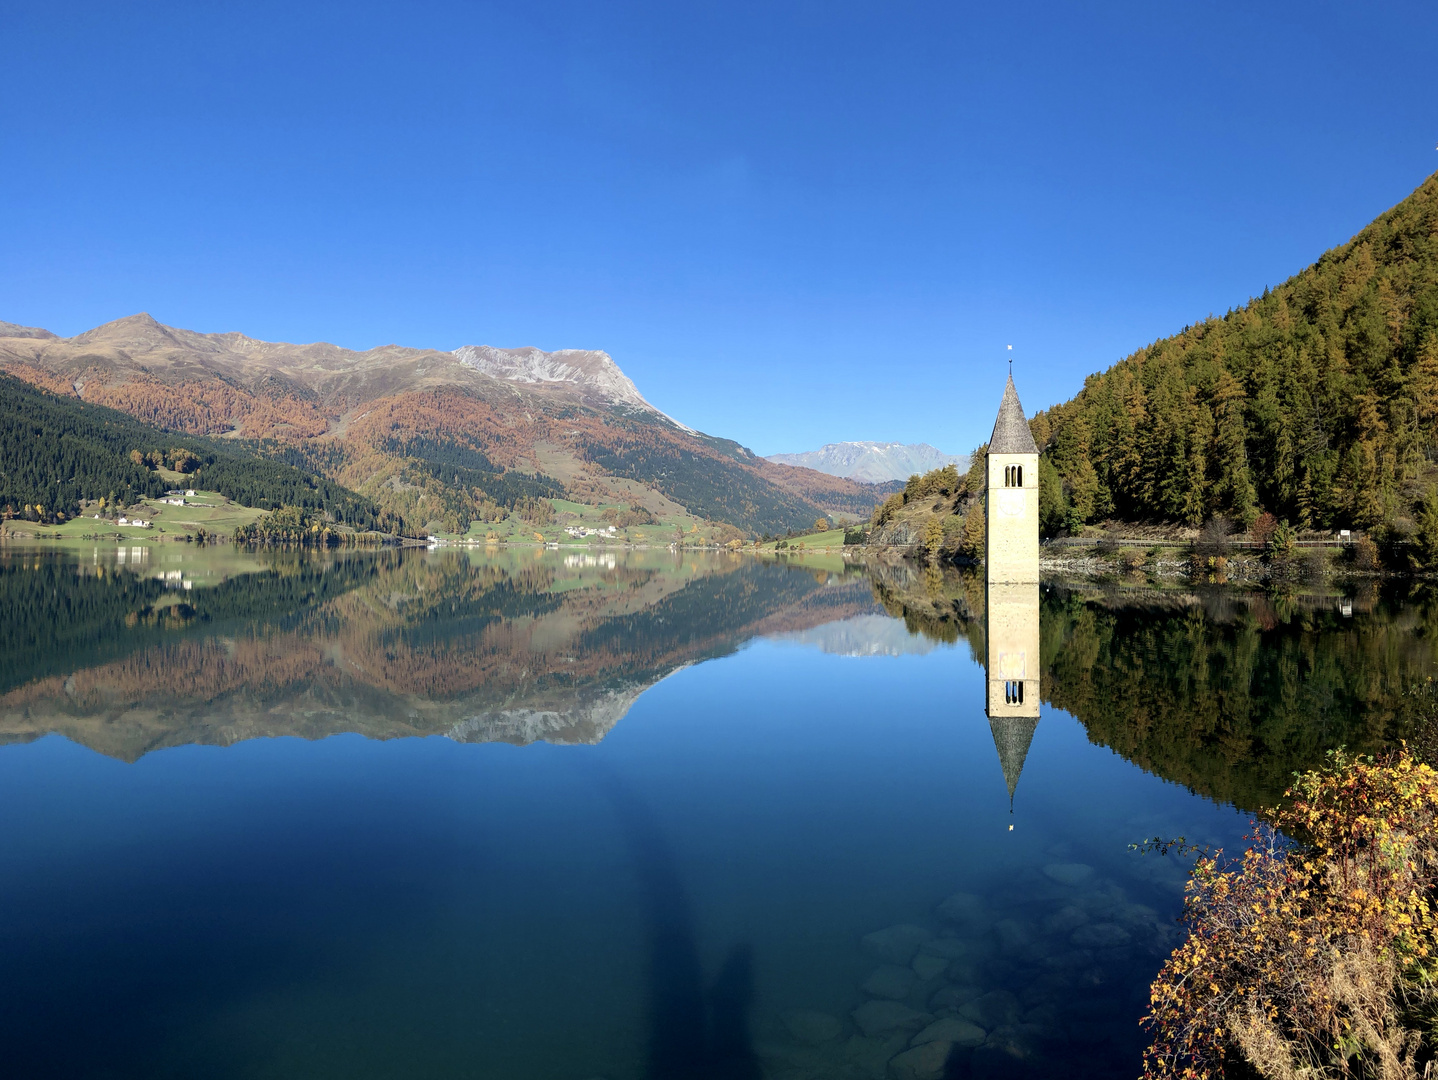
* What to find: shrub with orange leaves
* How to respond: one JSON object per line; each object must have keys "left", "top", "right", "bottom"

{"left": 1143, "top": 750, "right": 1438, "bottom": 1080}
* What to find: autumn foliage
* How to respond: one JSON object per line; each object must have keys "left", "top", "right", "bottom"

{"left": 1144, "top": 751, "right": 1438, "bottom": 1079}
{"left": 1034, "top": 173, "right": 1438, "bottom": 539}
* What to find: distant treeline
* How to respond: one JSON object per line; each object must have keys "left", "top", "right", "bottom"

{"left": 1032, "top": 172, "right": 1438, "bottom": 547}
{"left": 0, "top": 376, "right": 386, "bottom": 526}
{"left": 233, "top": 506, "right": 399, "bottom": 546}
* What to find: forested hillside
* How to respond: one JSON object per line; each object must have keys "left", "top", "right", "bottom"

{"left": 1034, "top": 171, "right": 1438, "bottom": 542}
{"left": 575, "top": 425, "right": 829, "bottom": 533}
{"left": 0, "top": 375, "right": 387, "bottom": 527}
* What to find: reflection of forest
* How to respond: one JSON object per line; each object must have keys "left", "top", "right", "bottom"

{"left": 0, "top": 549, "right": 879, "bottom": 760}
{"left": 868, "top": 563, "right": 1438, "bottom": 811}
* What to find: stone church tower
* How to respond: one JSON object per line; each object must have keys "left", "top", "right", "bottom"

{"left": 983, "top": 375, "right": 1041, "bottom": 805}
{"left": 985, "top": 374, "right": 1040, "bottom": 585}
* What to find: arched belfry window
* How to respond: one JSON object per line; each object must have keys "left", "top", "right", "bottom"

{"left": 1004, "top": 680, "right": 1024, "bottom": 705}
{"left": 1004, "top": 464, "right": 1023, "bottom": 488}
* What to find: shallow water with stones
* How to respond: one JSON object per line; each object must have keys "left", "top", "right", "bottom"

{"left": 0, "top": 545, "right": 1428, "bottom": 1079}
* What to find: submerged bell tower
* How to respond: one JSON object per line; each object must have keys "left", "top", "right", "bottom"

{"left": 985, "top": 374, "right": 1040, "bottom": 586}
{"left": 984, "top": 374, "right": 1041, "bottom": 806}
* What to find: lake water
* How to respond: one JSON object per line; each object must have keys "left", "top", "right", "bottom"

{"left": 1, "top": 545, "right": 1432, "bottom": 1080}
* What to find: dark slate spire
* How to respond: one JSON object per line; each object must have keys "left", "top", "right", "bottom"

{"left": 988, "top": 714, "right": 1039, "bottom": 804}
{"left": 988, "top": 375, "right": 1039, "bottom": 455}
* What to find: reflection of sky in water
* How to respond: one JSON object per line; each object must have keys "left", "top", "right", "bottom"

{"left": 13, "top": 549, "right": 1417, "bottom": 1077}
{"left": 0, "top": 594, "right": 1248, "bottom": 1080}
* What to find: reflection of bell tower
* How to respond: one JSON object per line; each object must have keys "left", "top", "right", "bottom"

{"left": 985, "top": 581, "right": 1041, "bottom": 802}
{"left": 984, "top": 374, "right": 1041, "bottom": 804}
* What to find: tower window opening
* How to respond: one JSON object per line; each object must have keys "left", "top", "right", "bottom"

{"left": 1003, "top": 464, "right": 1023, "bottom": 488}
{"left": 1004, "top": 680, "right": 1024, "bottom": 705}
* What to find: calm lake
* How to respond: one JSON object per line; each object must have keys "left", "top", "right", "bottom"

{"left": 1, "top": 545, "right": 1434, "bottom": 1080}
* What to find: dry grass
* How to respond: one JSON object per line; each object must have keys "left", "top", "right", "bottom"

{"left": 1143, "top": 751, "right": 1438, "bottom": 1080}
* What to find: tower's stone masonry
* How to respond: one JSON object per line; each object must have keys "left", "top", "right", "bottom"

{"left": 985, "top": 375, "right": 1040, "bottom": 585}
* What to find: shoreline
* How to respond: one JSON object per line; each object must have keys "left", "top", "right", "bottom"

{"left": 0, "top": 531, "right": 1414, "bottom": 581}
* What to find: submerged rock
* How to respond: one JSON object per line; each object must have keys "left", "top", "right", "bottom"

{"left": 847, "top": 1032, "right": 912, "bottom": 1080}
{"left": 912, "top": 1017, "right": 986, "bottom": 1048}
{"left": 851, "top": 1000, "right": 933, "bottom": 1038}
{"left": 780, "top": 1008, "right": 844, "bottom": 1045}
{"left": 959, "top": 990, "right": 1022, "bottom": 1030}
{"left": 930, "top": 984, "right": 983, "bottom": 1011}
{"left": 935, "top": 892, "right": 986, "bottom": 926}
{"left": 1022, "top": 1004, "right": 1058, "bottom": 1028}
{"left": 864, "top": 964, "right": 920, "bottom": 1000}
{"left": 983, "top": 1023, "right": 1045, "bottom": 1058}
{"left": 1041, "top": 905, "right": 1089, "bottom": 936}
{"left": 1071, "top": 922, "right": 1131, "bottom": 948}
{"left": 1077, "top": 966, "right": 1108, "bottom": 989}
{"left": 911, "top": 954, "right": 949, "bottom": 981}
{"left": 887, "top": 1039, "right": 954, "bottom": 1080}
{"left": 862, "top": 924, "right": 933, "bottom": 964}
{"left": 1118, "top": 900, "right": 1161, "bottom": 926}
{"left": 946, "top": 964, "right": 984, "bottom": 988}
{"left": 992, "top": 917, "right": 1032, "bottom": 954}
{"left": 966, "top": 1025, "right": 1047, "bottom": 1078}
{"left": 1040, "top": 948, "right": 1095, "bottom": 971}
{"left": 1020, "top": 973, "right": 1073, "bottom": 1006}
{"left": 917, "top": 937, "right": 969, "bottom": 960}
{"left": 1042, "top": 863, "right": 1096, "bottom": 887}
{"left": 1076, "top": 884, "right": 1126, "bottom": 919}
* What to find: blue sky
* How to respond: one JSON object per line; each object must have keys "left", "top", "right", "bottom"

{"left": 3, "top": 1, "right": 1435, "bottom": 456}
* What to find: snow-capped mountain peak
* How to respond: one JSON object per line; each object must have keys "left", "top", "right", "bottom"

{"left": 765, "top": 441, "right": 968, "bottom": 483}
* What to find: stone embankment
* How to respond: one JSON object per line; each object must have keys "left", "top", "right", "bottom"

{"left": 857, "top": 539, "right": 1355, "bottom": 584}
{"left": 755, "top": 859, "right": 1179, "bottom": 1080}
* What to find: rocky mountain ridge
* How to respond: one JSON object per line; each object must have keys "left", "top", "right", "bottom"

{"left": 1, "top": 313, "right": 686, "bottom": 426}
{"left": 452, "top": 344, "right": 692, "bottom": 428}
{"left": 0, "top": 313, "right": 882, "bottom": 534}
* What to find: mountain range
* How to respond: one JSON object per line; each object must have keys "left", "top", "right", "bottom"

{"left": 766, "top": 441, "right": 967, "bottom": 483}
{"left": 0, "top": 315, "right": 882, "bottom": 535}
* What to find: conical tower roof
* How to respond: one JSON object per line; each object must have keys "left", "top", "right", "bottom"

{"left": 988, "top": 715, "right": 1039, "bottom": 802}
{"left": 988, "top": 375, "right": 1039, "bottom": 455}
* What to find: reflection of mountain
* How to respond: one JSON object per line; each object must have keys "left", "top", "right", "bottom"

{"left": 867, "top": 564, "right": 1438, "bottom": 812}
{"left": 447, "top": 677, "right": 674, "bottom": 746}
{"left": 769, "top": 614, "right": 943, "bottom": 657}
{"left": 0, "top": 550, "right": 882, "bottom": 760}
